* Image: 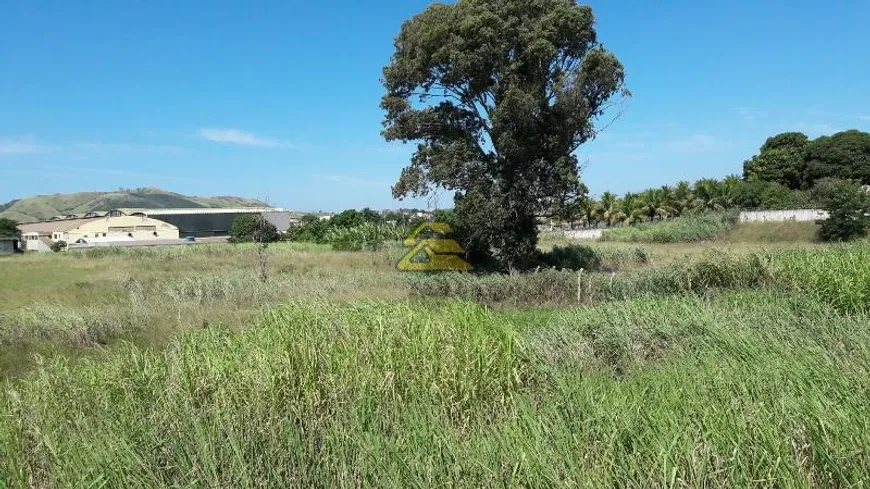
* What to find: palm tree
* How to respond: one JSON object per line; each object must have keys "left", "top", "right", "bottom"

{"left": 616, "top": 192, "right": 645, "bottom": 225}
{"left": 691, "top": 178, "right": 726, "bottom": 212}
{"left": 638, "top": 188, "right": 675, "bottom": 222}
{"left": 595, "top": 191, "right": 619, "bottom": 227}
{"left": 575, "top": 198, "right": 599, "bottom": 228}
{"left": 659, "top": 184, "right": 674, "bottom": 204}
{"left": 720, "top": 174, "right": 742, "bottom": 208}
{"left": 673, "top": 180, "right": 693, "bottom": 216}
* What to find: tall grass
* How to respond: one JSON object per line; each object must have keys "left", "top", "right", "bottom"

{"left": 537, "top": 243, "right": 650, "bottom": 271}
{"left": 722, "top": 221, "right": 820, "bottom": 243}
{"left": 2, "top": 294, "right": 869, "bottom": 487}
{"left": 70, "top": 241, "right": 332, "bottom": 259}
{"left": 601, "top": 212, "right": 738, "bottom": 243}
{"left": 410, "top": 242, "right": 870, "bottom": 313}
{"left": 407, "top": 250, "right": 771, "bottom": 306}
{"left": 773, "top": 243, "right": 870, "bottom": 314}
{"left": 325, "top": 223, "right": 408, "bottom": 251}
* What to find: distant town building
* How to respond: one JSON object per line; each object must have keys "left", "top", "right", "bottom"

{"left": 117, "top": 207, "right": 292, "bottom": 237}
{"left": 18, "top": 215, "right": 179, "bottom": 251}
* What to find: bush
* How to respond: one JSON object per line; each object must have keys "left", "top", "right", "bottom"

{"left": 229, "top": 215, "right": 280, "bottom": 244}
{"left": 815, "top": 179, "right": 870, "bottom": 242}
{"left": 536, "top": 244, "right": 649, "bottom": 272}
{"left": 288, "top": 209, "right": 387, "bottom": 245}
{"left": 50, "top": 240, "right": 66, "bottom": 253}
{"left": 325, "top": 223, "right": 407, "bottom": 251}
{"left": 601, "top": 212, "right": 737, "bottom": 243}
{"left": 286, "top": 215, "right": 331, "bottom": 243}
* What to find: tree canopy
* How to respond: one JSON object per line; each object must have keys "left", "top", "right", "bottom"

{"left": 804, "top": 130, "right": 870, "bottom": 187}
{"left": 743, "top": 130, "right": 870, "bottom": 189}
{"left": 382, "top": 0, "right": 627, "bottom": 271}
{"left": 0, "top": 218, "right": 20, "bottom": 239}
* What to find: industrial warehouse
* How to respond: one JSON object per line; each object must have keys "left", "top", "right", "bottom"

{"left": 15, "top": 207, "right": 291, "bottom": 251}
{"left": 117, "top": 207, "right": 291, "bottom": 237}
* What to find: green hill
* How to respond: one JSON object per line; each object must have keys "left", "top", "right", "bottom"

{"left": 0, "top": 188, "right": 268, "bottom": 222}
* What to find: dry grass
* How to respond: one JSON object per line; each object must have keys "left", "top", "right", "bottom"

{"left": 2, "top": 237, "right": 870, "bottom": 486}
{"left": 721, "top": 221, "right": 820, "bottom": 243}
{"left": 3, "top": 294, "right": 869, "bottom": 487}
{"left": 0, "top": 243, "right": 407, "bottom": 377}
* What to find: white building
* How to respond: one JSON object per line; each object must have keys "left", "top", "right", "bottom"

{"left": 18, "top": 215, "right": 179, "bottom": 251}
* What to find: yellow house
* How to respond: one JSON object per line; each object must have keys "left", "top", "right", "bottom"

{"left": 18, "top": 215, "right": 179, "bottom": 251}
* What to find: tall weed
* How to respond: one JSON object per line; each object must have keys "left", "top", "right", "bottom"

{"left": 601, "top": 211, "right": 738, "bottom": 243}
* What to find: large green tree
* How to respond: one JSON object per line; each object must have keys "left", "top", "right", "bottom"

{"left": 381, "top": 0, "right": 627, "bottom": 272}
{"left": 804, "top": 130, "right": 870, "bottom": 187}
{"left": 742, "top": 132, "right": 809, "bottom": 189}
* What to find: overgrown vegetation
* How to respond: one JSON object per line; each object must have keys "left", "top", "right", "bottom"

{"left": 287, "top": 208, "right": 415, "bottom": 251}
{"left": 3, "top": 293, "right": 870, "bottom": 487}
{"left": 325, "top": 222, "right": 408, "bottom": 251}
{"left": 2, "top": 230, "right": 870, "bottom": 486}
{"left": 410, "top": 243, "right": 870, "bottom": 314}
{"left": 815, "top": 179, "right": 870, "bottom": 242}
{"left": 600, "top": 212, "right": 737, "bottom": 243}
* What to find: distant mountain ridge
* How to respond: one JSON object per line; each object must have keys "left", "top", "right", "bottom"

{"left": 0, "top": 188, "right": 269, "bottom": 222}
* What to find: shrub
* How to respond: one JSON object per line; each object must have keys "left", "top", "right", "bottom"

{"left": 325, "top": 223, "right": 407, "bottom": 251}
{"left": 536, "top": 244, "right": 650, "bottom": 272}
{"left": 286, "top": 214, "right": 331, "bottom": 243}
{"left": 229, "top": 215, "right": 280, "bottom": 244}
{"left": 601, "top": 212, "right": 737, "bottom": 243}
{"left": 815, "top": 179, "right": 870, "bottom": 242}
{"left": 49, "top": 240, "right": 66, "bottom": 253}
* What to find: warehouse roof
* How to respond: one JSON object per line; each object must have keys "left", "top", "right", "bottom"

{"left": 114, "top": 207, "right": 286, "bottom": 216}
{"left": 18, "top": 218, "right": 101, "bottom": 234}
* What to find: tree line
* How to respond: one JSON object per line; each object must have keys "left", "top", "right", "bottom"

{"left": 569, "top": 129, "right": 870, "bottom": 229}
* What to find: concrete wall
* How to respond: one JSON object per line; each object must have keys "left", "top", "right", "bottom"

{"left": 564, "top": 229, "right": 604, "bottom": 240}
{"left": 739, "top": 209, "right": 829, "bottom": 223}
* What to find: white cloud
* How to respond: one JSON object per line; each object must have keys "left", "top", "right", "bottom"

{"left": 198, "top": 128, "right": 293, "bottom": 148}
{"left": 0, "top": 137, "right": 53, "bottom": 154}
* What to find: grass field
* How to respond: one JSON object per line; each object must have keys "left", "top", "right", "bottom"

{"left": 2, "top": 228, "right": 869, "bottom": 487}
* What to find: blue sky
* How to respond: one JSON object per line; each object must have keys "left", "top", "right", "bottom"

{"left": 1, "top": 1, "right": 868, "bottom": 211}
